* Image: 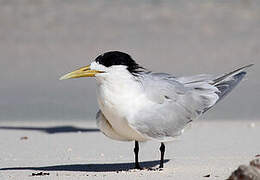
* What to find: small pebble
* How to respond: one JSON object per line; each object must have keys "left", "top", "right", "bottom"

{"left": 20, "top": 136, "right": 28, "bottom": 140}
{"left": 31, "top": 172, "right": 50, "bottom": 176}
{"left": 204, "top": 174, "right": 210, "bottom": 178}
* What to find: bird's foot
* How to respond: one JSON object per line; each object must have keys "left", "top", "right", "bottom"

{"left": 134, "top": 164, "right": 143, "bottom": 170}
{"left": 158, "top": 167, "right": 164, "bottom": 171}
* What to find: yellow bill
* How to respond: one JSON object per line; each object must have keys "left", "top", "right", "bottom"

{"left": 59, "top": 65, "right": 103, "bottom": 80}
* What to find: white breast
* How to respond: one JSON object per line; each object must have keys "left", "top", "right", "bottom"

{"left": 95, "top": 67, "right": 149, "bottom": 141}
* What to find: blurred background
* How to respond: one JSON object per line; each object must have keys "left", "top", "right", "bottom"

{"left": 0, "top": 0, "right": 259, "bottom": 121}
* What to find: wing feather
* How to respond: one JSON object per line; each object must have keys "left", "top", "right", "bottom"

{"left": 130, "top": 72, "right": 219, "bottom": 141}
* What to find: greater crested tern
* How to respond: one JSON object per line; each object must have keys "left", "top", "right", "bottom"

{"left": 60, "top": 51, "right": 253, "bottom": 169}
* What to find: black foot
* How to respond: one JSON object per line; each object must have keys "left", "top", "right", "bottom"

{"left": 134, "top": 164, "right": 143, "bottom": 170}
{"left": 159, "top": 143, "right": 165, "bottom": 168}
{"left": 134, "top": 141, "right": 142, "bottom": 169}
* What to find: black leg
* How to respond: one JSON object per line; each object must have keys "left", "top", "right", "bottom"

{"left": 134, "top": 141, "right": 142, "bottom": 169}
{"left": 159, "top": 143, "right": 165, "bottom": 168}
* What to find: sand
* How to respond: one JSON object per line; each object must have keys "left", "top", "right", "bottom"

{"left": 0, "top": 120, "right": 259, "bottom": 180}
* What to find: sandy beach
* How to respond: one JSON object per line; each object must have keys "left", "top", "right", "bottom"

{"left": 0, "top": 1, "right": 259, "bottom": 179}
{"left": 0, "top": 120, "right": 259, "bottom": 180}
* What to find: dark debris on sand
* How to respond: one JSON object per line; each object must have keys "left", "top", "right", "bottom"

{"left": 227, "top": 159, "right": 260, "bottom": 180}
{"left": 20, "top": 136, "right": 28, "bottom": 140}
{"left": 204, "top": 174, "right": 211, "bottom": 178}
{"left": 31, "top": 172, "right": 50, "bottom": 176}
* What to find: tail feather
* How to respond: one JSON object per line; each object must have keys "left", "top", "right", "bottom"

{"left": 177, "top": 64, "right": 253, "bottom": 114}
{"left": 200, "top": 64, "right": 253, "bottom": 113}
{"left": 215, "top": 72, "right": 246, "bottom": 102}
{"left": 213, "top": 64, "right": 253, "bottom": 103}
{"left": 212, "top": 64, "right": 253, "bottom": 85}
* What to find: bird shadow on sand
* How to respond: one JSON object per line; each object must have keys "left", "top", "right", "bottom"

{"left": 0, "top": 125, "right": 99, "bottom": 134}
{"left": 0, "top": 160, "right": 170, "bottom": 172}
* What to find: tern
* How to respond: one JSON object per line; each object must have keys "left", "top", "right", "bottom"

{"left": 60, "top": 51, "right": 253, "bottom": 169}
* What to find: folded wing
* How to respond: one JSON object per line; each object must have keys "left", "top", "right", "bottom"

{"left": 130, "top": 65, "right": 252, "bottom": 142}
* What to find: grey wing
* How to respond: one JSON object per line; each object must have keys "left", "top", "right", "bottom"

{"left": 131, "top": 72, "right": 219, "bottom": 142}
{"left": 132, "top": 65, "right": 251, "bottom": 142}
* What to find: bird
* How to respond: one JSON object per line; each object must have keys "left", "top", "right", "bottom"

{"left": 60, "top": 51, "right": 253, "bottom": 169}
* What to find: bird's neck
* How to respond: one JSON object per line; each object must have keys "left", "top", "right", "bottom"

{"left": 95, "top": 68, "right": 142, "bottom": 91}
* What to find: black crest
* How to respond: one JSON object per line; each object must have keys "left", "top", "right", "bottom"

{"left": 95, "top": 51, "right": 144, "bottom": 74}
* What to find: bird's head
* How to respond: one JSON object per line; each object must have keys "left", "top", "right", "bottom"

{"left": 60, "top": 51, "right": 144, "bottom": 80}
